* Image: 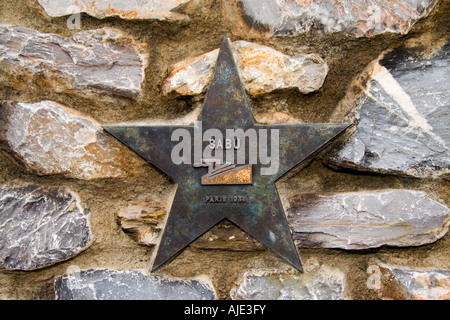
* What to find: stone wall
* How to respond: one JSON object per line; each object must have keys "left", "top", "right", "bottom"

{"left": 0, "top": 0, "right": 449, "bottom": 300}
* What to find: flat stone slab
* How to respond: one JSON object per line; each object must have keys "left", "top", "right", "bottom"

{"left": 162, "top": 40, "right": 328, "bottom": 97}
{"left": 231, "top": 266, "right": 345, "bottom": 300}
{"left": 375, "top": 264, "right": 450, "bottom": 300}
{"left": 0, "top": 183, "right": 92, "bottom": 271}
{"left": 36, "top": 0, "right": 191, "bottom": 20}
{"left": 0, "top": 26, "right": 147, "bottom": 99}
{"left": 287, "top": 190, "right": 450, "bottom": 250}
{"left": 329, "top": 41, "right": 449, "bottom": 178}
{"left": 226, "top": 0, "right": 437, "bottom": 38}
{"left": 54, "top": 269, "right": 216, "bottom": 300}
{"left": 0, "top": 101, "right": 145, "bottom": 180}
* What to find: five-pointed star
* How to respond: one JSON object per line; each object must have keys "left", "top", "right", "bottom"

{"left": 104, "top": 36, "right": 349, "bottom": 272}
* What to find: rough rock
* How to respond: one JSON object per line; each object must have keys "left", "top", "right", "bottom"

{"left": 36, "top": 0, "right": 191, "bottom": 20}
{"left": 0, "top": 183, "right": 92, "bottom": 271}
{"left": 116, "top": 200, "right": 167, "bottom": 246}
{"left": 0, "top": 101, "right": 145, "bottom": 180}
{"left": 329, "top": 41, "right": 449, "bottom": 178}
{"left": 54, "top": 269, "right": 216, "bottom": 300}
{"left": 287, "top": 190, "right": 450, "bottom": 250}
{"left": 226, "top": 0, "right": 437, "bottom": 38}
{"left": 376, "top": 264, "right": 450, "bottom": 300}
{"left": 0, "top": 26, "right": 147, "bottom": 99}
{"left": 162, "top": 40, "right": 328, "bottom": 97}
{"left": 231, "top": 265, "right": 345, "bottom": 300}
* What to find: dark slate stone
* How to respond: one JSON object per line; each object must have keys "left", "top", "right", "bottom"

{"left": 330, "top": 41, "right": 449, "bottom": 178}
{"left": 0, "top": 183, "right": 92, "bottom": 270}
{"left": 54, "top": 269, "right": 216, "bottom": 300}
{"left": 287, "top": 190, "right": 450, "bottom": 250}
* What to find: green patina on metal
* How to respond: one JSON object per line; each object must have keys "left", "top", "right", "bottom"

{"left": 103, "top": 35, "right": 350, "bottom": 272}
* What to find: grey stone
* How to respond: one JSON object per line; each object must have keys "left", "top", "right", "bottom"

{"left": 0, "top": 183, "right": 92, "bottom": 271}
{"left": 231, "top": 266, "right": 345, "bottom": 300}
{"left": 376, "top": 264, "right": 450, "bottom": 300}
{"left": 228, "top": 0, "right": 437, "bottom": 38}
{"left": 0, "top": 101, "right": 145, "bottom": 180}
{"left": 0, "top": 26, "right": 147, "bottom": 99}
{"left": 329, "top": 41, "right": 449, "bottom": 178}
{"left": 36, "top": 0, "right": 191, "bottom": 20}
{"left": 162, "top": 40, "right": 328, "bottom": 97}
{"left": 54, "top": 269, "right": 216, "bottom": 300}
{"left": 287, "top": 190, "right": 450, "bottom": 250}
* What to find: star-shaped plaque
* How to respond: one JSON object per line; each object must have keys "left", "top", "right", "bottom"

{"left": 104, "top": 36, "right": 349, "bottom": 272}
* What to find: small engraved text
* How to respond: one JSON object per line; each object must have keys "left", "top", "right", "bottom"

{"left": 205, "top": 196, "right": 247, "bottom": 203}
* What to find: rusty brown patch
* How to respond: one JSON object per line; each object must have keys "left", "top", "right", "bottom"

{"left": 201, "top": 164, "right": 252, "bottom": 185}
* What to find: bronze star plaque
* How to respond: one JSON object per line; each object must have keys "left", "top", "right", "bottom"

{"left": 104, "top": 36, "right": 350, "bottom": 272}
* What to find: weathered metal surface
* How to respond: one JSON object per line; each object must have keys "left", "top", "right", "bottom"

{"left": 104, "top": 35, "right": 350, "bottom": 272}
